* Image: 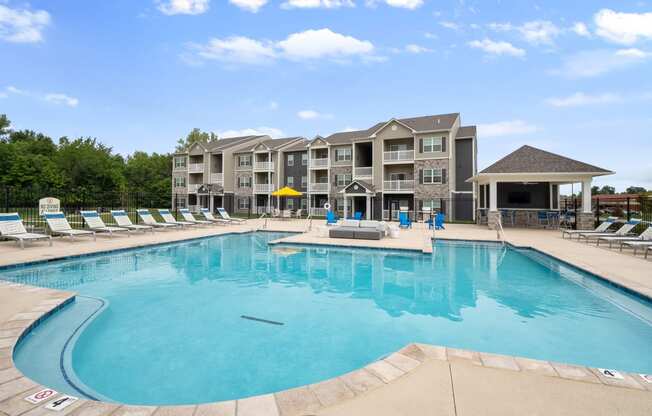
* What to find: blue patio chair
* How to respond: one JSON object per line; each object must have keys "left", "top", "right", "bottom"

{"left": 354, "top": 212, "right": 363, "bottom": 220}
{"left": 326, "top": 211, "right": 339, "bottom": 225}
{"left": 399, "top": 211, "right": 412, "bottom": 229}
{"left": 537, "top": 211, "right": 549, "bottom": 227}
{"left": 435, "top": 213, "right": 445, "bottom": 230}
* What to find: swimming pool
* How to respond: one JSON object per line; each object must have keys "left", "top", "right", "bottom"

{"left": 3, "top": 232, "right": 651, "bottom": 405}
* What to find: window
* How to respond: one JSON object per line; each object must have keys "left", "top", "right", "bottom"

{"left": 287, "top": 176, "right": 294, "bottom": 187}
{"left": 422, "top": 137, "right": 445, "bottom": 153}
{"left": 238, "top": 176, "right": 251, "bottom": 188}
{"left": 238, "top": 155, "right": 251, "bottom": 167}
{"left": 301, "top": 153, "right": 308, "bottom": 166}
{"left": 174, "top": 156, "right": 186, "bottom": 169}
{"left": 423, "top": 168, "right": 443, "bottom": 184}
{"left": 422, "top": 199, "right": 442, "bottom": 210}
{"left": 389, "top": 143, "right": 408, "bottom": 152}
{"left": 287, "top": 154, "right": 294, "bottom": 166}
{"left": 336, "top": 173, "right": 352, "bottom": 187}
{"left": 175, "top": 197, "right": 187, "bottom": 209}
{"left": 173, "top": 176, "right": 186, "bottom": 187}
{"left": 286, "top": 199, "right": 294, "bottom": 210}
{"left": 301, "top": 175, "right": 307, "bottom": 188}
{"left": 301, "top": 198, "right": 307, "bottom": 210}
{"left": 389, "top": 173, "right": 407, "bottom": 181}
{"left": 335, "top": 148, "right": 352, "bottom": 162}
{"left": 238, "top": 198, "right": 250, "bottom": 209}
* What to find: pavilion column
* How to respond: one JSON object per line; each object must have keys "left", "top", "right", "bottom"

{"left": 366, "top": 195, "right": 371, "bottom": 220}
{"left": 487, "top": 180, "right": 500, "bottom": 230}
{"left": 581, "top": 178, "right": 592, "bottom": 213}
{"left": 343, "top": 196, "right": 348, "bottom": 219}
{"left": 577, "top": 178, "right": 595, "bottom": 230}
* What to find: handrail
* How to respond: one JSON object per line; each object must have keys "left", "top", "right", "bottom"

{"left": 495, "top": 214, "right": 505, "bottom": 245}
{"left": 304, "top": 214, "right": 313, "bottom": 233}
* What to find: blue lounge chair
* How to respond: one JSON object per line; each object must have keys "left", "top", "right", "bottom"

{"left": 435, "top": 213, "right": 445, "bottom": 230}
{"left": 354, "top": 212, "right": 363, "bottom": 220}
{"left": 399, "top": 211, "right": 412, "bottom": 229}
{"left": 326, "top": 211, "right": 339, "bottom": 225}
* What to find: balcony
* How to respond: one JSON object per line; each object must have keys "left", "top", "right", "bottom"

{"left": 309, "top": 183, "right": 329, "bottom": 193}
{"left": 188, "top": 163, "right": 204, "bottom": 173}
{"left": 384, "top": 180, "right": 415, "bottom": 192}
{"left": 309, "top": 207, "right": 328, "bottom": 217}
{"left": 187, "top": 184, "right": 201, "bottom": 193}
{"left": 310, "top": 158, "right": 328, "bottom": 169}
{"left": 354, "top": 166, "right": 373, "bottom": 178}
{"left": 173, "top": 164, "right": 187, "bottom": 172}
{"left": 254, "top": 183, "right": 274, "bottom": 193}
{"left": 254, "top": 161, "right": 274, "bottom": 171}
{"left": 383, "top": 150, "right": 414, "bottom": 163}
{"left": 210, "top": 173, "right": 223, "bottom": 184}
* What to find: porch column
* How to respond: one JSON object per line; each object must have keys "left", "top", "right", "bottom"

{"left": 209, "top": 195, "right": 214, "bottom": 212}
{"left": 343, "top": 196, "right": 348, "bottom": 219}
{"left": 582, "top": 178, "right": 592, "bottom": 213}
{"left": 489, "top": 180, "right": 498, "bottom": 211}
{"left": 365, "top": 195, "right": 371, "bottom": 220}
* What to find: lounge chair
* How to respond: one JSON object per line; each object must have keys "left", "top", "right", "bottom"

{"left": 216, "top": 207, "right": 246, "bottom": 224}
{"left": 110, "top": 210, "right": 154, "bottom": 233}
{"left": 619, "top": 240, "right": 652, "bottom": 256}
{"left": 157, "top": 209, "right": 196, "bottom": 227}
{"left": 199, "top": 208, "right": 229, "bottom": 225}
{"left": 80, "top": 210, "right": 131, "bottom": 237}
{"left": 0, "top": 213, "right": 52, "bottom": 249}
{"left": 578, "top": 219, "right": 641, "bottom": 244}
{"left": 561, "top": 217, "right": 617, "bottom": 239}
{"left": 179, "top": 208, "right": 212, "bottom": 225}
{"left": 354, "top": 212, "right": 363, "bottom": 220}
{"left": 44, "top": 212, "right": 96, "bottom": 241}
{"left": 326, "top": 211, "right": 339, "bottom": 226}
{"left": 599, "top": 225, "right": 652, "bottom": 248}
{"left": 137, "top": 209, "right": 178, "bottom": 229}
{"left": 399, "top": 211, "right": 412, "bottom": 229}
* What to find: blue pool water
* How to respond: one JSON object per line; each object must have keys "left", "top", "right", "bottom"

{"left": 3, "top": 232, "right": 651, "bottom": 405}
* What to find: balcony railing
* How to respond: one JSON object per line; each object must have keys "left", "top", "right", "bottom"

{"left": 173, "top": 165, "right": 187, "bottom": 172}
{"left": 383, "top": 150, "right": 414, "bottom": 162}
{"left": 384, "top": 180, "right": 415, "bottom": 192}
{"left": 187, "top": 184, "right": 201, "bottom": 193}
{"left": 254, "top": 161, "right": 274, "bottom": 171}
{"left": 210, "top": 173, "right": 223, "bottom": 184}
{"left": 310, "top": 158, "right": 328, "bottom": 168}
{"left": 254, "top": 183, "right": 274, "bottom": 193}
{"left": 188, "top": 163, "right": 204, "bottom": 173}
{"left": 354, "top": 166, "right": 372, "bottom": 178}
{"left": 309, "top": 183, "right": 329, "bottom": 192}
{"left": 309, "top": 208, "right": 328, "bottom": 217}
{"left": 383, "top": 210, "right": 414, "bottom": 221}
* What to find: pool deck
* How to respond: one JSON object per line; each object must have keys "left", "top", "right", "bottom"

{"left": 0, "top": 220, "right": 651, "bottom": 415}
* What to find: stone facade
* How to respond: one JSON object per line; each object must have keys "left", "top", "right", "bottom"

{"left": 487, "top": 211, "right": 501, "bottom": 230}
{"left": 576, "top": 212, "right": 595, "bottom": 230}
{"left": 413, "top": 159, "right": 450, "bottom": 201}
{"left": 330, "top": 166, "right": 353, "bottom": 193}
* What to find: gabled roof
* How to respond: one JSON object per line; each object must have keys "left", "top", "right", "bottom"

{"left": 398, "top": 113, "right": 459, "bottom": 132}
{"left": 456, "top": 125, "right": 476, "bottom": 138}
{"left": 325, "top": 123, "right": 383, "bottom": 144}
{"left": 282, "top": 139, "right": 310, "bottom": 152}
{"left": 339, "top": 179, "right": 376, "bottom": 194}
{"left": 206, "top": 135, "right": 263, "bottom": 151}
{"left": 480, "top": 145, "right": 612, "bottom": 175}
{"left": 245, "top": 137, "right": 303, "bottom": 152}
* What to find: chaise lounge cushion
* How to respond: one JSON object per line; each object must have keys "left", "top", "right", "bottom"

{"left": 329, "top": 228, "right": 355, "bottom": 239}
{"left": 354, "top": 228, "right": 382, "bottom": 240}
{"left": 341, "top": 219, "right": 360, "bottom": 228}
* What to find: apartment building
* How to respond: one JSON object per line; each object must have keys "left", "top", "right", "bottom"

{"left": 172, "top": 112, "right": 477, "bottom": 221}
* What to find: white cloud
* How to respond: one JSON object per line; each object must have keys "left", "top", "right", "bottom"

{"left": 218, "top": 127, "right": 284, "bottom": 138}
{"left": 3, "top": 86, "right": 79, "bottom": 107}
{"left": 281, "top": 0, "right": 353, "bottom": 9}
{"left": 298, "top": 110, "right": 333, "bottom": 120}
{"left": 439, "top": 21, "right": 461, "bottom": 31}
{"left": 468, "top": 38, "right": 525, "bottom": 57}
{"left": 0, "top": 92, "right": 7, "bottom": 99}
{"left": 0, "top": 4, "right": 50, "bottom": 43}
{"left": 157, "top": 0, "right": 209, "bottom": 15}
{"left": 6, "top": 85, "right": 27, "bottom": 95}
{"left": 365, "top": 0, "right": 423, "bottom": 9}
{"left": 487, "top": 22, "right": 513, "bottom": 32}
{"left": 571, "top": 22, "right": 591, "bottom": 38}
{"left": 424, "top": 32, "right": 438, "bottom": 40}
{"left": 545, "top": 92, "right": 621, "bottom": 108}
{"left": 44, "top": 93, "right": 79, "bottom": 108}
{"left": 268, "top": 101, "right": 279, "bottom": 110}
{"left": 189, "top": 28, "right": 375, "bottom": 65}
{"left": 594, "top": 9, "right": 652, "bottom": 45}
{"left": 405, "top": 44, "right": 433, "bottom": 54}
{"left": 230, "top": 0, "right": 267, "bottom": 12}
{"left": 278, "top": 28, "right": 374, "bottom": 60}
{"left": 478, "top": 120, "right": 538, "bottom": 138}
{"left": 488, "top": 20, "right": 561, "bottom": 45}
{"left": 553, "top": 49, "right": 650, "bottom": 78}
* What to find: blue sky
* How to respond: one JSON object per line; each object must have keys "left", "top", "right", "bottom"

{"left": 1, "top": 0, "right": 651, "bottom": 190}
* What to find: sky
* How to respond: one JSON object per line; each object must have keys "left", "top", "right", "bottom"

{"left": 1, "top": 0, "right": 651, "bottom": 191}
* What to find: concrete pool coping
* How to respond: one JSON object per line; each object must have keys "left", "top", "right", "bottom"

{"left": 1, "top": 221, "right": 651, "bottom": 414}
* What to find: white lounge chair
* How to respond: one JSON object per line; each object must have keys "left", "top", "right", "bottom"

{"left": 110, "top": 210, "right": 154, "bottom": 233}
{"left": 620, "top": 240, "right": 652, "bottom": 256}
{"left": 561, "top": 217, "right": 617, "bottom": 239}
{"left": 599, "top": 225, "right": 652, "bottom": 248}
{"left": 44, "top": 212, "right": 96, "bottom": 241}
{"left": 199, "top": 208, "right": 229, "bottom": 225}
{"left": 80, "top": 210, "right": 131, "bottom": 237}
{"left": 578, "top": 219, "right": 640, "bottom": 244}
{"left": 0, "top": 213, "right": 52, "bottom": 249}
{"left": 179, "top": 208, "right": 212, "bottom": 226}
{"left": 216, "top": 207, "right": 246, "bottom": 224}
{"left": 137, "top": 209, "right": 178, "bottom": 229}
{"left": 158, "top": 209, "right": 195, "bottom": 227}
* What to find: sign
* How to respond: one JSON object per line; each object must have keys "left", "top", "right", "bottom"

{"left": 39, "top": 197, "right": 60, "bottom": 215}
{"left": 44, "top": 395, "right": 78, "bottom": 411}
{"left": 24, "top": 389, "right": 57, "bottom": 404}
{"left": 597, "top": 368, "right": 624, "bottom": 379}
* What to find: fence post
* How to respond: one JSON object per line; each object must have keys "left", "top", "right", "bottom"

{"left": 626, "top": 197, "right": 631, "bottom": 222}
{"left": 4, "top": 186, "right": 8, "bottom": 213}
{"left": 595, "top": 197, "right": 599, "bottom": 227}
{"left": 248, "top": 197, "right": 251, "bottom": 218}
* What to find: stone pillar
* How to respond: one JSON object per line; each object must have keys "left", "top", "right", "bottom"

{"left": 576, "top": 212, "right": 595, "bottom": 230}
{"left": 487, "top": 211, "right": 501, "bottom": 230}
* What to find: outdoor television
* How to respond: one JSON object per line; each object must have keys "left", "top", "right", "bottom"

{"left": 508, "top": 191, "right": 531, "bottom": 205}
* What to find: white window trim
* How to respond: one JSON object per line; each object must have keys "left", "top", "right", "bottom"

{"left": 423, "top": 137, "right": 444, "bottom": 153}
{"left": 335, "top": 148, "right": 352, "bottom": 162}
{"left": 287, "top": 154, "right": 294, "bottom": 166}
{"left": 239, "top": 155, "right": 252, "bottom": 167}
{"left": 423, "top": 168, "right": 443, "bottom": 184}
{"left": 301, "top": 154, "right": 308, "bottom": 166}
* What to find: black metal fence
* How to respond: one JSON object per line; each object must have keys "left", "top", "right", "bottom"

{"left": 2, "top": 186, "right": 173, "bottom": 232}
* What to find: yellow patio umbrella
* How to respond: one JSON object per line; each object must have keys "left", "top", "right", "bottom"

{"left": 271, "top": 186, "right": 303, "bottom": 211}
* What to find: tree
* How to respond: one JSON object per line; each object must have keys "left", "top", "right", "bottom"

{"left": 124, "top": 151, "right": 172, "bottom": 206}
{"left": 592, "top": 185, "right": 616, "bottom": 195}
{"left": 175, "top": 128, "right": 218, "bottom": 152}
{"left": 625, "top": 186, "right": 647, "bottom": 194}
{"left": 0, "top": 114, "right": 11, "bottom": 141}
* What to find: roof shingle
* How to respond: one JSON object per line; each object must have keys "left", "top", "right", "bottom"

{"left": 480, "top": 145, "right": 612, "bottom": 174}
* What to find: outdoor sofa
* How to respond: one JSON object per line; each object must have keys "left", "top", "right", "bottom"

{"left": 329, "top": 219, "right": 387, "bottom": 240}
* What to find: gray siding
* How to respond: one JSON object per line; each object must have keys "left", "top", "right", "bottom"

{"left": 284, "top": 151, "right": 308, "bottom": 191}
{"left": 455, "top": 138, "right": 473, "bottom": 191}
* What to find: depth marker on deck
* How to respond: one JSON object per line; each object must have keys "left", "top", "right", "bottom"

{"left": 241, "top": 315, "right": 285, "bottom": 326}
